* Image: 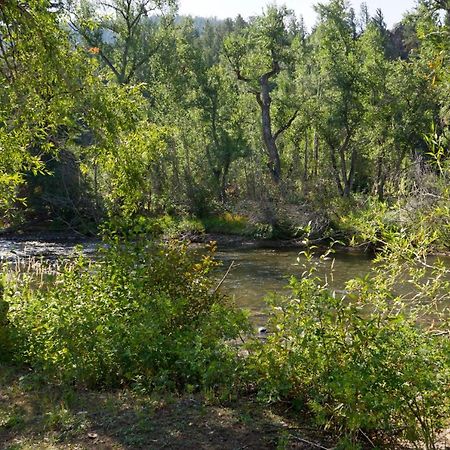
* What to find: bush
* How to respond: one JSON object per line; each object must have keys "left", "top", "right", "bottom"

{"left": 0, "top": 278, "right": 12, "bottom": 362}
{"left": 247, "top": 242, "right": 450, "bottom": 448}
{"left": 201, "top": 213, "right": 253, "bottom": 235}
{"left": 106, "top": 214, "right": 205, "bottom": 239}
{"left": 5, "top": 237, "right": 248, "bottom": 390}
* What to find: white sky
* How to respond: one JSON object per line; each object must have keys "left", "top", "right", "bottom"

{"left": 177, "top": 0, "right": 418, "bottom": 29}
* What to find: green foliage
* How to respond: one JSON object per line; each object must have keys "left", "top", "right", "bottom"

{"left": 0, "top": 0, "right": 87, "bottom": 218}
{"left": 102, "top": 122, "right": 170, "bottom": 218}
{"left": 0, "top": 277, "right": 12, "bottom": 362}
{"left": 71, "top": 0, "right": 176, "bottom": 85}
{"left": 5, "top": 238, "right": 249, "bottom": 390}
{"left": 108, "top": 214, "right": 205, "bottom": 239}
{"left": 332, "top": 197, "right": 398, "bottom": 249}
{"left": 201, "top": 213, "right": 253, "bottom": 236}
{"left": 246, "top": 239, "right": 450, "bottom": 448}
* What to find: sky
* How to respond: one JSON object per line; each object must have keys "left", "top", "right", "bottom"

{"left": 177, "top": 0, "right": 418, "bottom": 29}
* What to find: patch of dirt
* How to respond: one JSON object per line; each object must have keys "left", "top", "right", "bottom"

{"left": 1, "top": 365, "right": 449, "bottom": 449}
{"left": 0, "top": 365, "right": 336, "bottom": 450}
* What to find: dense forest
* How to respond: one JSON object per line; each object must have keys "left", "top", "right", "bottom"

{"left": 0, "top": 0, "right": 448, "bottom": 244}
{"left": 0, "top": 1, "right": 449, "bottom": 449}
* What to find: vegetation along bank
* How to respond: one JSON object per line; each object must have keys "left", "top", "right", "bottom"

{"left": 0, "top": 0, "right": 449, "bottom": 448}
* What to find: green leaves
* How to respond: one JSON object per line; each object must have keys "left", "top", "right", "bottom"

{"left": 0, "top": 0, "right": 94, "bottom": 219}
{"left": 248, "top": 228, "right": 450, "bottom": 448}
{"left": 5, "top": 237, "right": 248, "bottom": 390}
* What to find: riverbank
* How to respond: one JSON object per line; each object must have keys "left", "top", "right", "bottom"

{"left": 1, "top": 194, "right": 449, "bottom": 258}
{"left": 1, "top": 229, "right": 449, "bottom": 261}
{"left": 1, "top": 234, "right": 449, "bottom": 449}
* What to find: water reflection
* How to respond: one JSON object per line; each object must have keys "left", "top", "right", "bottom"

{"left": 215, "top": 247, "right": 450, "bottom": 325}
{"left": 1, "top": 237, "right": 448, "bottom": 326}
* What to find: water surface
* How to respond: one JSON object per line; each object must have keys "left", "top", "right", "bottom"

{"left": 1, "top": 236, "right": 448, "bottom": 326}
{"left": 215, "top": 247, "right": 372, "bottom": 324}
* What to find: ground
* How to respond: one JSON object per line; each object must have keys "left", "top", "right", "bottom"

{"left": 1, "top": 366, "right": 449, "bottom": 449}
{"left": 0, "top": 364, "right": 338, "bottom": 450}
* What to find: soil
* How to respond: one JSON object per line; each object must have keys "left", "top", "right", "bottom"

{"left": 2, "top": 365, "right": 449, "bottom": 449}
{"left": 0, "top": 364, "right": 337, "bottom": 450}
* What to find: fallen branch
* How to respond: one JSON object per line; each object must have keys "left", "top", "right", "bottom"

{"left": 292, "top": 435, "right": 334, "bottom": 450}
{"left": 212, "top": 261, "right": 235, "bottom": 294}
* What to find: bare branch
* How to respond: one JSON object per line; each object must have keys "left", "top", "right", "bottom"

{"left": 274, "top": 109, "right": 298, "bottom": 141}
{"left": 68, "top": 20, "right": 122, "bottom": 82}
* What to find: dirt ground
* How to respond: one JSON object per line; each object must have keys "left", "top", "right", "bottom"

{"left": 1, "top": 364, "right": 449, "bottom": 450}
{"left": 0, "top": 364, "right": 338, "bottom": 450}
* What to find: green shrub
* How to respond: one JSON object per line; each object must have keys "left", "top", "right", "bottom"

{"left": 0, "top": 278, "right": 12, "bottom": 362}
{"left": 247, "top": 242, "right": 450, "bottom": 448}
{"left": 201, "top": 213, "right": 252, "bottom": 235}
{"left": 107, "top": 214, "right": 205, "bottom": 239}
{"left": 5, "top": 237, "right": 248, "bottom": 390}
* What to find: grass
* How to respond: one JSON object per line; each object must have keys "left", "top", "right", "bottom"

{"left": 201, "top": 213, "right": 253, "bottom": 236}
{"left": 199, "top": 212, "right": 282, "bottom": 239}
{"left": 0, "top": 363, "right": 341, "bottom": 450}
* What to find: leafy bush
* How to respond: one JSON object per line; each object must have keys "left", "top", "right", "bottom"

{"left": 201, "top": 213, "right": 253, "bottom": 235}
{"left": 0, "top": 278, "right": 12, "bottom": 362}
{"left": 107, "top": 214, "right": 205, "bottom": 239}
{"left": 5, "top": 237, "right": 248, "bottom": 390}
{"left": 334, "top": 178, "right": 450, "bottom": 252}
{"left": 247, "top": 241, "right": 450, "bottom": 448}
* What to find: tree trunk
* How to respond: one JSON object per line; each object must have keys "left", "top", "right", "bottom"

{"left": 303, "top": 130, "right": 309, "bottom": 181}
{"left": 330, "top": 146, "right": 344, "bottom": 196}
{"left": 375, "top": 153, "right": 386, "bottom": 201}
{"left": 313, "top": 131, "right": 319, "bottom": 178}
{"left": 257, "top": 74, "right": 281, "bottom": 184}
{"left": 343, "top": 147, "right": 357, "bottom": 197}
{"left": 220, "top": 159, "right": 231, "bottom": 203}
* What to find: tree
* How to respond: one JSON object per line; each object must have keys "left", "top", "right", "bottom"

{"left": 68, "top": 0, "right": 175, "bottom": 84}
{"left": 0, "top": 0, "right": 89, "bottom": 219}
{"left": 201, "top": 64, "right": 249, "bottom": 202}
{"left": 312, "top": 0, "right": 364, "bottom": 197}
{"left": 224, "top": 6, "right": 298, "bottom": 185}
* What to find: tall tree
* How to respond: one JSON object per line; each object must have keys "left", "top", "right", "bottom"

{"left": 313, "top": 0, "right": 364, "bottom": 197}
{"left": 69, "top": 0, "right": 175, "bottom": 84}
{"left": 224, "top": 6, "right": 298, "bottom": 184}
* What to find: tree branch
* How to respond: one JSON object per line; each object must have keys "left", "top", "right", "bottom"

{"left": 261, "top": 59, "right": 280, "bottom": 82}
{"left": 68, "top": 20, "right": 122, "bottom": 82}
{"left": 274, "top": 109, "right": 298, "bottom": 141}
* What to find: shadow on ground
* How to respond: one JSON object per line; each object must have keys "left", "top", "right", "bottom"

{"left": 2, "top": 365, "right": 449, "bottom": 449}
{"left": 0, "top": 364, "right": 333, "bottom": 449}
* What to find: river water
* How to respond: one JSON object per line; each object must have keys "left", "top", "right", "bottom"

{"left": 1, "top": 237, "right": 448, "bottom": 325}
{"left": 215, "top": 247, "right": 372, "bottom": 324}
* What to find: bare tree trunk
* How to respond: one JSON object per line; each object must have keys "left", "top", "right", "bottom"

{"left": 303, "top": 130, "right": 309, "bottom": 181}
{"left": 313, "top": 131, "right": 319, "bottom": 178}
{"left": 257, "top": 73, "right": 282, "bottom": 184}
{"left": 230, "top": 57, "right": 298, "bottom": 186}
{"left": 343, "top": 147, "right": 356, "bottom": 197}
{"left": 329, "top": 130, "right": 354, "bottom": 197}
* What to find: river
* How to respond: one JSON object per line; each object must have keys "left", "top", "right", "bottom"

{"left": 1, "top": 236, "right": 448, "bottom": 325}
{"left": 215, "top": 246, "right": 372, "bottom": 324}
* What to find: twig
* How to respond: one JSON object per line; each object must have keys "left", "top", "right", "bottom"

{"left": 430, "top": 330, "right": 449, "bottom": 336}
{"left": 291, "top": 435, "right": 334, "bottom": 450}
{"left": 212, "top": 261, "right": 234, "bottom": 294}
{"left": 359, "top": 428, "right": 376, "bottom": 447}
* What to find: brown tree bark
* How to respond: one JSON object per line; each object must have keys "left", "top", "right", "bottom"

{"left": 230, "top": 54, "right": 297, "bottom": 185}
